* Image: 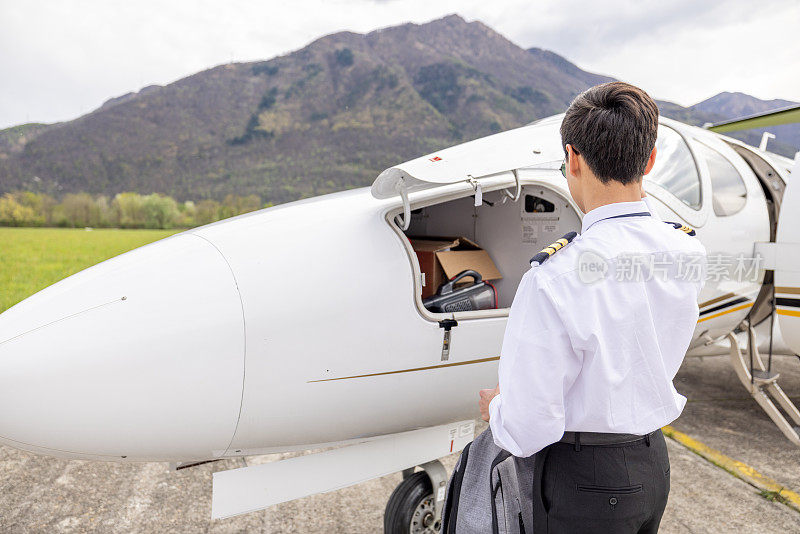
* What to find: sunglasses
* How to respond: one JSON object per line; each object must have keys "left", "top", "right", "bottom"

{"left": 560, "top": 147, "right": 579, "bottom": 178}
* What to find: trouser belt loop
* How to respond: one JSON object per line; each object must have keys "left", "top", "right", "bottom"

{"left": 574, "top": 431, "right": 581, "bottom": 452}
{"left": 645, "top": 432, "right": 651, "bottom": 447}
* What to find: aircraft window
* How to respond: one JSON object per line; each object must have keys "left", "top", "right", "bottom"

{"left": 645, "top": 126, "right": 701, "bottom": 209}
{"left": 694, "top": 143, "right": 747, "bottom": 216}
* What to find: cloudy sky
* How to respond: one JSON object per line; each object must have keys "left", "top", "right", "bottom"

{"left": 1, "top": 0, "right": 798, "bottom": 129}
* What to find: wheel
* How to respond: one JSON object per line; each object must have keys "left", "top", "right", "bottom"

{"left": 384, "top": 471, "right": 439, "bottom": 534}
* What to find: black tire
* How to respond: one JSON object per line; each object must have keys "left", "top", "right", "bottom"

{"left": 384, "top": 471, "right": 438, "bottom": 534}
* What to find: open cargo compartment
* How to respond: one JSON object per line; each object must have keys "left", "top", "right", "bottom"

{"left": 388, "top": 182, "right": 582, "bottom": 319}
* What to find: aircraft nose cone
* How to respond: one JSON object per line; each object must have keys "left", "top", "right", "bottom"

{"left": 0, "top": 233, "right": 245, "bottom": 461}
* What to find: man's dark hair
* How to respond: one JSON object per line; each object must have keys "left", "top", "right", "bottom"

{"left": 560, "top": 81, "right": 659, "bottom": 185}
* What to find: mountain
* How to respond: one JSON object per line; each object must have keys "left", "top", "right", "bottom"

{"left": 0, "top": 15, "right": 614, "bottom": 202}
{"left": 651, "top": 93, "right": 799, "bottom": 157}
{"left": 690, "top": 91, "right": 800, "bottom": 153}
{"left": 692, "top": 91, "right": 796, "bottom": 120}
{"left": 0, "top": 15, "right": 796, "bottom": 205}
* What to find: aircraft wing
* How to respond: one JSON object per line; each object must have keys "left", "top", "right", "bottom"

{"left": 707, "top": 104, "right": 800, "bottom": 133}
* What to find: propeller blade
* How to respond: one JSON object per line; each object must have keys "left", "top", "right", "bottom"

{"left": 706, "top": 104, "right": 800, "bottom": 133}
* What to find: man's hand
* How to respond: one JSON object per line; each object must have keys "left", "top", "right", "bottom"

{"left": 479, "top": 385, "right": 500, "bottom": 422}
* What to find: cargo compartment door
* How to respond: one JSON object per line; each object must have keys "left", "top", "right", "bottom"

{"left": 370, "top": 121, "right": 564, "bottom": 200}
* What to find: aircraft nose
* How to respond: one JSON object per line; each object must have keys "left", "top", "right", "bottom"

{"left": 0, "top": 233, "right": 245, "bottom": 461}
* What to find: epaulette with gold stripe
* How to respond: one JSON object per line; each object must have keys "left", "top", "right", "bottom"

{"left": 529, "top": 231, "right": 578, "bottom": 266}
{"left": 664, "top": 221, "right": 696, "bottom": 236}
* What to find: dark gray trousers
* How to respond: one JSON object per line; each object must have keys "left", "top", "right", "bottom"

{"left": 531, "top": 429, "right": 670, "bottom": 533}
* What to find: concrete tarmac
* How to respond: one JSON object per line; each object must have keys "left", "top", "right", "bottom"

{"left": 671, "top": 354, "right": 800, "bottom": 492}
{"left": 1, "top": 355, "right": 799, "bottom": 532}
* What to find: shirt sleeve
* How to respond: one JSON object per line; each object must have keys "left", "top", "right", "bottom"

{"left": 488, "top": 269, "right": 583, "bottom": 457}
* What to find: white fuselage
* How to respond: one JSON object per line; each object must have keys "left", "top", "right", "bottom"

{"left": 0, "top": 115, "right": 784, "bottom": 462}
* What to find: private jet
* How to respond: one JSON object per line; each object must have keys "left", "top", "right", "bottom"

{"left": 0, "top": 103, "right": 799, "bottom": 532}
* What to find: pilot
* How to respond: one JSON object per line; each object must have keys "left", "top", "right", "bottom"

{"left": 478, "top": 81, "right": 707, "bottom": 533}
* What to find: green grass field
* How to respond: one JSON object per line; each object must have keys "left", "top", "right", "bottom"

{"left": 0, "top": 227, "right": 180, "bottom": 313}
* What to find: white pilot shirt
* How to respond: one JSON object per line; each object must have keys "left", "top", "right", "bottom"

{"left": 488, "top": 199, "right": 707, "bottom": 457}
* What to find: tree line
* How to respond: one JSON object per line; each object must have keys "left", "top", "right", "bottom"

{"left": 0, "top": 191, "right": 273, "bottom": 229}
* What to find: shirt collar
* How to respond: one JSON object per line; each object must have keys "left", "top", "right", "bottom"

{"left": 581, "top": 200, "right": 651, "bottom": 233}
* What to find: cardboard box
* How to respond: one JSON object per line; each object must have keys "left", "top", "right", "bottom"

{"left": 409, "top": 235, "right": 502, "bottom": 298}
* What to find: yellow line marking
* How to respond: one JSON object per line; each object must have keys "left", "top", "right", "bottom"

{"left": 308, "top": 356, "right": 500, "bottom": 383}
{"left": 778, "top": 309, "right": 800, "bottom": 318}
{"left": 699, "top": 292, "right": 737, "bottom": 309}
{"left": 662, "top": 425, "right": 800, "bottom": 512}
{"left": 776, "top": 287, "right": 800, "bottom": 295}
{"left": 697, "top": 303, "right": 751, "bottom": 323}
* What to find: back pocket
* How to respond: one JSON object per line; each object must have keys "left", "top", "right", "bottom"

{"left": 572, "top": 483, "right": 645, "bottom": 519}
{"left": 577, "top": 484, "right": 642, "bottom": 494}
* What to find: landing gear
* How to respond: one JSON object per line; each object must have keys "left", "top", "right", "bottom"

{"left": 384, "top": 472, "right": 438, "bottom": 533}
{"left": 728, "top": 327, "right": 800, "bottom": 446}
{"left": 384, "top": 460, "right": 448, "bottom": 534}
